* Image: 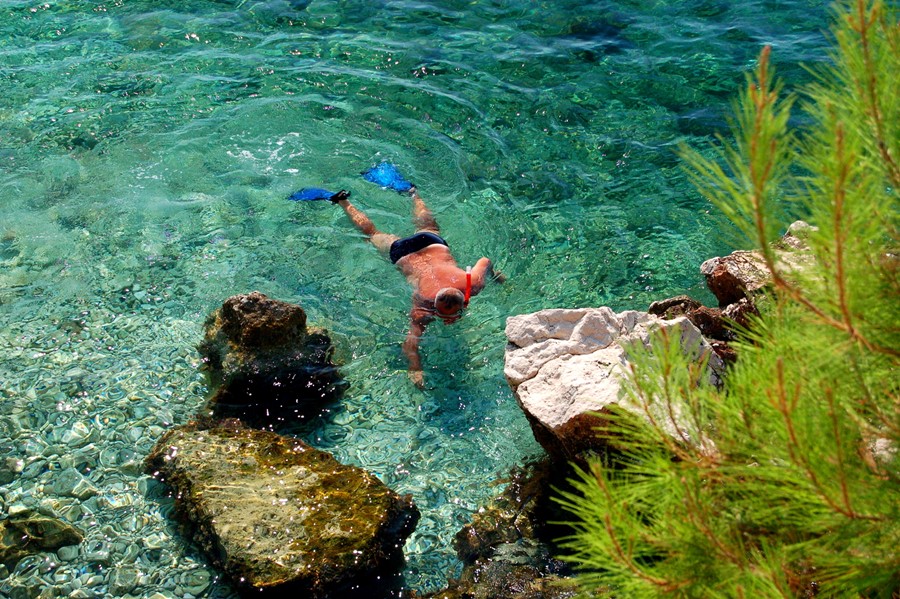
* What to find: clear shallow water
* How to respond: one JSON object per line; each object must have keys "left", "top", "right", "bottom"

{"left": 0, "top": 0, "right": 831, "bottom": 595}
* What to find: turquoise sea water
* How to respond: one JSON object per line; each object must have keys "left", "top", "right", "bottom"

{"left": 1, "top": 1, "right": 833, "bottom": 596}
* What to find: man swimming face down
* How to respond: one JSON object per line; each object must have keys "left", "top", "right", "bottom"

{"left": 331, "top": 185, "right": 503, "bottom": 388}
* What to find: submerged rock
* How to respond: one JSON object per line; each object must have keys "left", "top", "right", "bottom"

{"left": 425, "top": 459, "right": 576, "bottom": 599}
{"left": 198, "top": 291, "right": 346, "bottom": 429}
{"left": 0, "top": 512, "right": 83, "bottom": 570}
{"left": 145, "top": 422, "right": 419, "bottom": 597}
{"left": 428, "top": 551, "right": 576, "bottom": 599}
{"left": 504, "top": 307, "right": 722, "bottom": 462}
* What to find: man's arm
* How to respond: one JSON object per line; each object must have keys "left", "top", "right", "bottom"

{"left": 471, "top": 257, "right": 506, "bottom": 291}
{"left": 402, "top": 313, "right": 430, "bottom": 388}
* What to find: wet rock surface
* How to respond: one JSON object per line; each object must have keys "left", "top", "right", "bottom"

{"left": 0, "top": 511, "right": 83, "bottom": 570}
{"left": 504, "top": 307, "right": 722, "bottom": 462}
{"left": 145, "top": 421, "right": 420, "bottom": 598}
{"left": 198, "top": 291, "right": 346, "bottom": 429}
{"left": 423, "top": 459, "right": 576, "bottom": 599}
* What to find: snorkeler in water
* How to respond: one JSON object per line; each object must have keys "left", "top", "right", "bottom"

{"left": 290, "top": 163, "right": 504, "bottom": 388}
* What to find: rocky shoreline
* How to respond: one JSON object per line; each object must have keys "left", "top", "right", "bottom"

{"left": 1, "top": 223, "right": 813, "bottom": 597}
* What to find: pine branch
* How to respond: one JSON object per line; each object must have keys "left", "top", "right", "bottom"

{"left": 829, "top": 124, "right": 857, "bottom": 340}
{"left": 770, "top": 358, "right": 885, "bottom": 522}
{"left": 682, "top": 479, "right": 743, "bottom": 567}
{"left": 824, "top": 388, "right": 855, "bottom": 516}
{"left": 747, "top": 45, "right": 780, "bottom": 259}
{"left": 848, "top": 0, "right": 900, "bottom": 188}
{"left": 602, "top": 513, "right": 689, "bottom": 593}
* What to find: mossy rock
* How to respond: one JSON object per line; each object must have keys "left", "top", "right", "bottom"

{"left": 146, "top": 423, "right": 419, "bottom": 597}
{"left": 0, "top": 512, "right": 83, "bottom": 570}
{"left": 198, "top": 292, "right": 346, "bottom": 428}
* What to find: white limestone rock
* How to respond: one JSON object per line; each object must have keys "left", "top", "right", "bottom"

{"left": 505, "top": 307, "right": 722, "bottom": 460}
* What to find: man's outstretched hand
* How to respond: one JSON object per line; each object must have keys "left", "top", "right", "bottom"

{"left": 408, "top": 369, "right": 425, "bottom": 389}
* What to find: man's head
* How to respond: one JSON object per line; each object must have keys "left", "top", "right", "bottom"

{"left": 434, "top": 287, "right": 465, "bottom": 323}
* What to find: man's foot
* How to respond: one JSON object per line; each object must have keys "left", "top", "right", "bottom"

{"left": 408, "top": 185, "right": 417, "bottom": 196}
{"left": 329, "top": 189, "right": 351, "bottom": 203}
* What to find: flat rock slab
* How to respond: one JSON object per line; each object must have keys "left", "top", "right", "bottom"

{"left": 146, "top": 424, "right": 419, "bottom": 597}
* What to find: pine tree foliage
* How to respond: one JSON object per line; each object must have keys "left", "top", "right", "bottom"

{"left": 556, "top": 1, "right": 899, "bottom": 596}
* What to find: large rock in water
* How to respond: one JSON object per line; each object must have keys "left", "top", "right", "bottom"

{"left": 198, "top": 292, "right": 346, "bottom": 428}
{"left": 145, "top": 423, "right": 420, "bottom": 597}
{"left": 504, "top": 307, "right": 723, "bottom": 462}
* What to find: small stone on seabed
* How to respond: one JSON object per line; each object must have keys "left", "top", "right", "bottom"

{"left": 109, "top": 565, "right": 140, "bottom": 595}
{"left": 52, "top": 468, "right": 99, "bottom": 500}
{"left": 57, "top": 545, "right": 80, "bottom": 561}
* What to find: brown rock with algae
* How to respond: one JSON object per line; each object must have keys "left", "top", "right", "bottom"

{"left": 198, "top": 291, "right": 346, "bottom": 428}
{"left": 700, "top": 220, "right": 817, "bottom": 309}
{"left": 424, "top": 459, "right": 576, "bottom": 599}
{"left": 0, "top": 512, "right": 83, "bottom": 570}
{"left": 145, "top": 422, "right": 419, "bottom": 597}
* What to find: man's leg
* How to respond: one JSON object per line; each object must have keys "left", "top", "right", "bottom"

{"left": 335, "top": 197, "right": 398, "bottom": 255}
{"left": 410, "top": 186, "right": 440, "bottom": 233}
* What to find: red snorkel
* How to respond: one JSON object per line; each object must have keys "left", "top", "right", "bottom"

{"left": 464, "top": 266, "right": 472, "bottom": 307}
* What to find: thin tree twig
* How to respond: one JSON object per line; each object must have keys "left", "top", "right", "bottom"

{"left": 830, "top": 124, "right": 857, "bottom": 339}
{"left": 770, "top": 359, "right": 884, "bottom": 521}
{"left": 850, "top": 0, "right": 900, "bottom": 188}
{"left": 603, "top": 514, "right": 689, "bottom": 592}
{"left": 825, "top": 387, "right": 856, "bottom": 516}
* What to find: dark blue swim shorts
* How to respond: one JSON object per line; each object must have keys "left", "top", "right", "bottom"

{"left": 389, "top": 231, "right": 448, "bottom": 264}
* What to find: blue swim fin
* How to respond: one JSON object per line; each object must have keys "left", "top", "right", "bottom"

{"left": 288, "top": 188, "right": 348, "bottom": 202}
{"left": 361, "top": 162, "right": 413, "bottom": 193}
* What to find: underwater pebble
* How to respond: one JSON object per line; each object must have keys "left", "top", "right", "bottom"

{"left": 121, "top": 512, "right": 152, "bottom": 532}
{"left": 56, "top": 501, "right": 84, "bottom": 522}
{"left": 142, "top": 532, "right": 167, "bottom": 550}
{"left": 57, "top": 545, "right": 80, "bottom": 561}
{"left": 7, "top": 503, "right": 30, "bottom": 516}
{"left": 58, "top": 446, "right": 98, "bottom": 471}
{"left": 52, "top": 565, "right": 79, "bottom": 585}
{"left": 80, "top": 496, "right": 102, "bottom": 513}
{"left": 79, "top": 572, "right": 105, "bottom": 587}
{"left": 100, "top": 491, "right": 135, "bottom": 510}
{"left": 82, "top": 540, "right": 111, "bottom": 564}
{"left": 125, "top": 426, "right": 145, "bottom": 444}
{"left": 111, "top": 540, "right": 141, "bottom": 563}
{"left": 0, "top": 457, "right": 24, "bottom": 485}
{"left": 52, "top": 468, "right": 98, "bottom": 500}
{"left": 61, "top": 421, "right": 94, "bottom": 445}
{"left": 109, "top": 565, "right": 140, "bottom": 595}
{"left": 20, "top": 458, "right": 46, "bottom": 479}
{"left": 178, "top": 568, "right": 211, "bottom": 596}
